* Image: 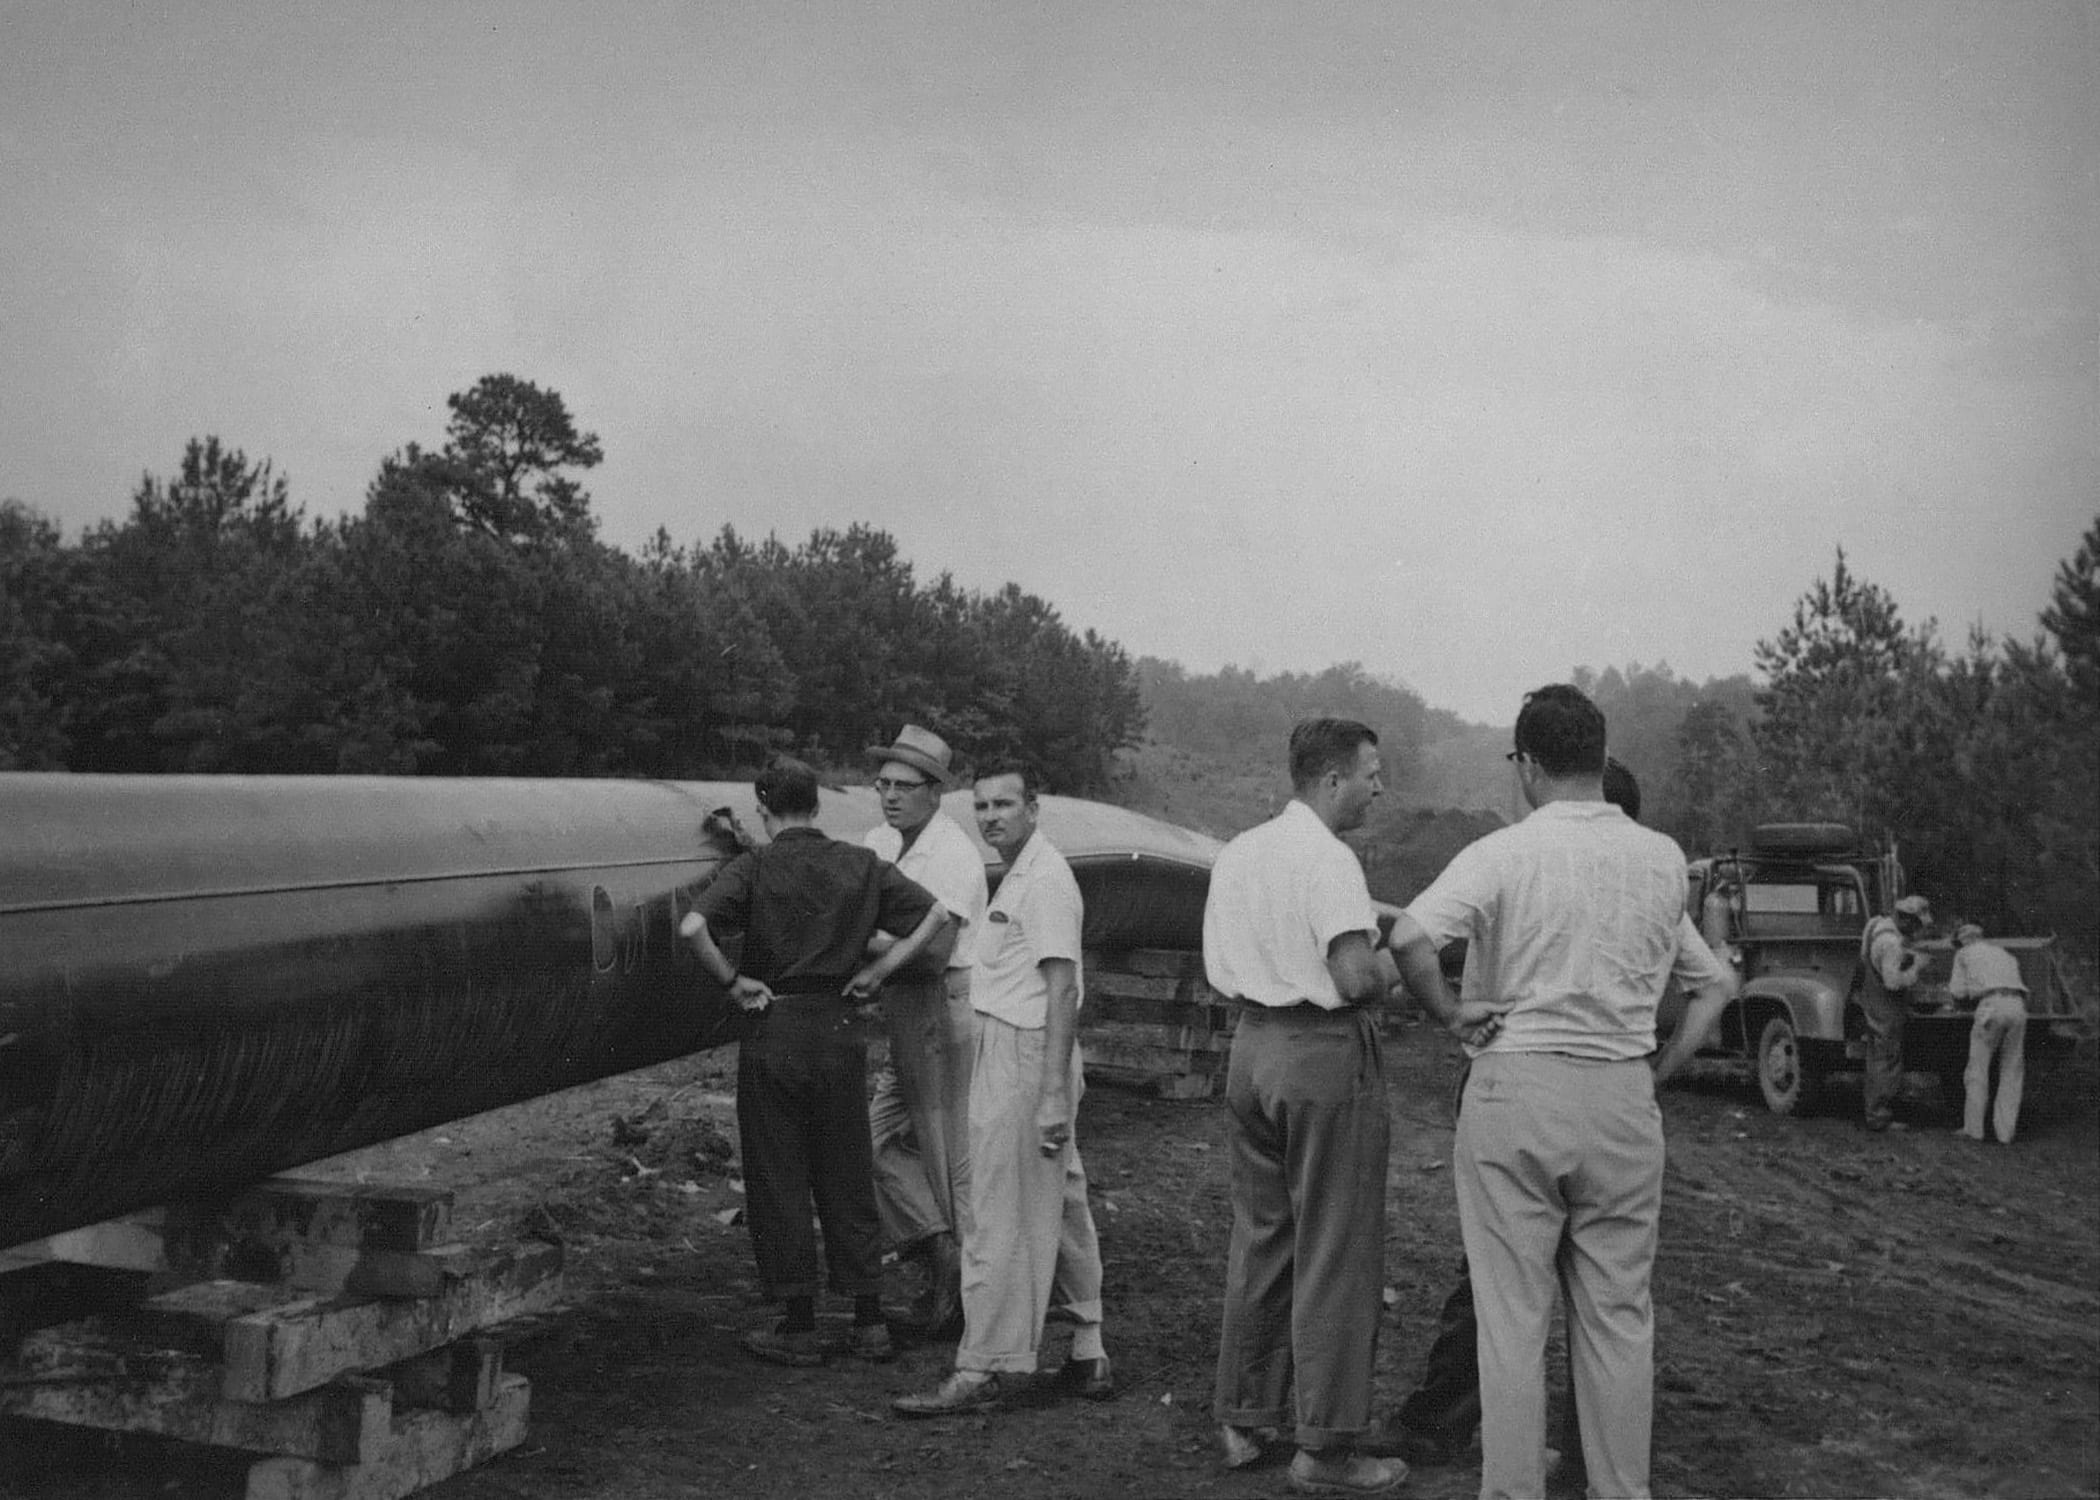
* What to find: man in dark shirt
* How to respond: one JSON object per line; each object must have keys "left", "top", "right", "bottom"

{"left": 681, "top": 756, "right": 947, "bottom": 1367}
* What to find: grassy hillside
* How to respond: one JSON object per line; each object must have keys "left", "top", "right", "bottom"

{"left": 1112, "top": 739, "right": 1507, "bottom": 906}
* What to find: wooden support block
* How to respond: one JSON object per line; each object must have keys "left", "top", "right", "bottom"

{"left": 1085, "top": 992, "right": 1237, "bottom": 1034}
{"left": 243, "top": 1373, "right": 530, "bottom": 1500}
{"left": 1085, "top": 971, "right": 1187, "bottom": 1002}
{"left": 1090, "top": 948, "right": 1206, "bottom": 979}
{"left": 385, "top": 1335, "right": 503, "bottom": 1415}
{"left": 0, "top": 1328, "right": 393, "bottom": 1465}
{"left": 173, "top": 1181, "right": 455, "bottom": 1257}
{"left": 217, "top": 1242, "right": 562, "bottom": 1403}
{"left": 1084, "top": 1036, "right": 1228, "bottom": 1082}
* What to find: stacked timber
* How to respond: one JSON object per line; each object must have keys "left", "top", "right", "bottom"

{"left": 0, "top": 1178, "right": 560, "bottom": 1499}
{"left": 1081, "top": 948, "right": 1237, "bottom": 1099}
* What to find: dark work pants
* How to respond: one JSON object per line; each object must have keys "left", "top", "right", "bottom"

{"left": 1399, "top": 1253, "right": 1583, "bottom": 1463}
{"left": 736, "top": 995, "right": 883, "bottom": 1300}
{"left": 1213, "top": 1004, "right": 1390, "bottom": 1453}
{"left": 1858, "top": 989, "right": 1907, "bottom": 1127}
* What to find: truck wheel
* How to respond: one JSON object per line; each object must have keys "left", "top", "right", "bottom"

{"left": 1757, "top": 1013, "right": 1817, "bottom": 1115}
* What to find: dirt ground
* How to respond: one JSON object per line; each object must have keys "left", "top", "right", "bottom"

{"left": 3, "top": 1024, "right": 2096, "bottom": 1500}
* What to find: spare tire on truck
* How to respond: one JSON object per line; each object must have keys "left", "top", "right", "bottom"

{"left": 1749, "top": 822, "right": 1857, "bottom": 856}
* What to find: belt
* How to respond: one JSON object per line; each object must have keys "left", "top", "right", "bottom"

{"left": 765, "top": 978, "right": 854, "bottom": 997}
{"left": 1233, "top": 997, "right": 1365, "bottom": 1017}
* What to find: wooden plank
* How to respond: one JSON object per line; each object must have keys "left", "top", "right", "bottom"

{"left": 1085, "top": 995, "right": 1236, "bottom": 1035}
{"left": 1086, "top": 1019, "right": 1225, "bottom": 1055}
{"left": 243, "top": 1373, "right": 530, "bottom": 1500}
{"left": 184, "top": 1182, "right": 455, "bottom": 1255}
{"left": 0, "top": 1329, "right": 392, "bottom": 1465}
{"left": 218, "top": 1243, "right": 563, "bottom": 1403}
{"left": 1089, "top": 948, "right": 1205, "bottom": 979}
{"left": 1084, "top": 1037, "right": 1227, "bottom": 1079}
{"left": 1084, "top": 971, "right": 1187, "bottom": 1002}
{"left": 386, "top": 1336, "right": 503, "bottom": 1416}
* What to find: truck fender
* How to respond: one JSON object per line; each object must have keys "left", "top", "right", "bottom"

{"left": 1739, "top": 975, "right": 1849, "bottom": 1042}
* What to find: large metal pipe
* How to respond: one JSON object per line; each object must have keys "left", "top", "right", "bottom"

{"left": 0, "top": 774, "right": 1219, "bottom": 1250}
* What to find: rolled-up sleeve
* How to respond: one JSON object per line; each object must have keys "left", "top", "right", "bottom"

{"left": 1403, "top": 842, "right": 1495, "bottom": 949}
{"left": 1668, "top": 912, "right": 1732, "bottom": 993}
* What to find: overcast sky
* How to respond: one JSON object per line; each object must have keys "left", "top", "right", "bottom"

{"left": 3, "top": 2, "right": 2092, "bottom": 723}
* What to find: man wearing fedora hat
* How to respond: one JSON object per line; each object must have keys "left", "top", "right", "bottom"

{"left": 862, "top": 724, "right": 989, "bottom": 1334}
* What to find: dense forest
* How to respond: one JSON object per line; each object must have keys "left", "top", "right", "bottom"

{"left": 1, "top": 373, "right": 2092, "bottom": 965}
{"left": 0, "top": 376, "right": 1145, "bottom": 795}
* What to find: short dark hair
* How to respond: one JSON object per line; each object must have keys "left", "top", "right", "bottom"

{"left": 1602, "top": 756, "right": 1641, "bottom": 820}
{"left": 973, "top": 762, "right": 1040, "bottom": 801}
{"left": 1513, "top": 685, "right": 1606, "bottom": 777}
{"left": 753, "top": 755, "right": 820, "bottom": 817}
{"left": 1289, "top": 718, "right": 1378, "bottom": 792}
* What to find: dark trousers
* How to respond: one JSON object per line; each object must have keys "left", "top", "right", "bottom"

{"left": 1398, "top": 1064, "right": 1582, "bottom": 1471}
{"left": 1398, "top": 1252, "right": 1583, "bottom": 1463}
{"left": 736, "top": 996, "right": 883, "bottom": 1300}
{"left": 1858, "top": 989, "right": 1907, "bottom": 1126}
{"left": 1213, "top": 1005, "right": 1390, "bottom": 1452}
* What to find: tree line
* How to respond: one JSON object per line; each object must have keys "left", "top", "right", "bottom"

{"left": 1547, "top": 535, "right": 2095, "bottom": 967}
{"left": 0, "top": 375, "right": 1145, "bottom": 794}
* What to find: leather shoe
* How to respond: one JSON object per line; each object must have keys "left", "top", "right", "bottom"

{"left": 1219, "top": 1423, "right": 1276, "bottom": 1470}
{"left": 846, "top": 1322, "right": 896, "bottom": 1363}
{"left": 1054, "top": 1355, "right": 1114, "bottom": 1400}
{"left": 1287, "top": 1450, "right": 1408, "bottom": 1495}
{"left": 1359, "top": 1416, "right": 1468, "bottom": 1467}
{"left": 892, "top": 1370, "right": 1000, "bottom": 1419}
{"left": 738, "top": 1322, "right": 827, "bottom": 1368}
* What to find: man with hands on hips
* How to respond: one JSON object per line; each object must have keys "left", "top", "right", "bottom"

{"left": 679, "top": 756, "right": 947, "bottom": 1369}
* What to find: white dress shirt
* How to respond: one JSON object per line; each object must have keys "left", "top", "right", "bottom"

{"left": 1203, "top": 799, "right": 1378, "bottom": 1011}
{"left": 865, "top": 810, "right": 990, "bottom": 971}
{"left": 1404, "top": 799, "right": 1730, "bottom": 1061}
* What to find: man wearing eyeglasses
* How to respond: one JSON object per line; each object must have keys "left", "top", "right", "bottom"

{"left": 1388, "top": 687, "right": 1735, "bottom": 1500}
{"left": 862, "top": 725, "right": 990, "bottom": 1335}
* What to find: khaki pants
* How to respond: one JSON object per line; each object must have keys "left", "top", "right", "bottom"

{"left": 954, "top": 1015, "right": 1104, "bottom": 1374}
{"left": 1456, "top": 1052, "right": 1662, "bottom": 1500}
{"left": 1963, "top": 992, "right": 2028, "bottom": 1144}
{"left": 870, "top": 969, "right": 977, "bottom": 1249}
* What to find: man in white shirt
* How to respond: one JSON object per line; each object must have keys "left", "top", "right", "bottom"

{"left": 862, "top": 725, "right": 990, "bottom": 1334}
{"left": 1390, "top": 685, "right": 1735, "bottom": 1500}
{"left": 1947, "top": 922, "right": 2030, "bottom": 1143}
{"left": 892, "top": 765, "right": 1111, "bottom": 1416}
{"left": 1205, "top": 718, "right": 1504, "bottom": 1498}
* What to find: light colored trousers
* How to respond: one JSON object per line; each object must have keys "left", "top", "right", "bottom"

{"left": 1456, "top": 1052, "right": 1663, "bottom": 1500}
{"left": 870, "top": 968, "right": 977, "bottom": 1250}
{"left": 1963, "top": 992, "right": 2028, "bottom": 1144}
{"left": 955, "top": 1014, "right": 1105, "bottom": 1375}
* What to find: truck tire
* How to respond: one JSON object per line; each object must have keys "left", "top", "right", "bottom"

{"left": 1748, "top": 822, "right": 1857, "bottom": 856}
{"left": 1756, "top": 1012, "right": 1819, "bottom": 1115}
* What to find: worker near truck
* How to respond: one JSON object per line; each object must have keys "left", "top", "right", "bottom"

{"left": 1858, "top": 893, "right": 1934, "bottom": 1133}
{"left": 1948, "top": 922, "right": 2030, "bottom": 1144}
